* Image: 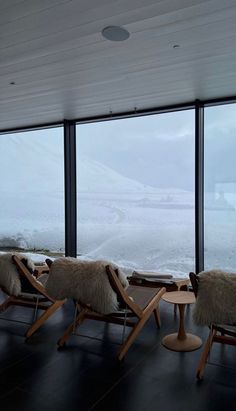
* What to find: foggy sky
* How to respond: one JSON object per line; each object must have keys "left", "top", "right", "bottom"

{"left": 1, "top": 103, "right": 236, "bottom": 192}
{"left": 77, "top": 104, "right": 236, "bottom": 191}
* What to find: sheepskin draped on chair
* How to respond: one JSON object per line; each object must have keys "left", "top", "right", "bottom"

{"left": 45, "top": 258, "right": 165, "bottom": 360}
{"left": 0, "top": 254, "right": 65, "bottom": 338}
{"left": 0, "top": 253, "right": 35, "bottom": 296}
{"left": 45, "top": 257, "right": 129, "bottom": 315}
{"left": 192, "top": 269, "right": 236, "bottom": 326}
{"left": 189, "top": 270, "right": 236, "bottom": 380}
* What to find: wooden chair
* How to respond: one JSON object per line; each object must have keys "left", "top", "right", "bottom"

{"left": 189, "top": 272, "right": 236, "bottom": 380}
{"left": 58, "top": 265, "right": 166, "bottom": 361}
{"left": 0, "top": 255, "right": 65, "bottom": 339}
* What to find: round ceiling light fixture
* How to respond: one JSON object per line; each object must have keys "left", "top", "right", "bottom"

{"left": 102, "top": 26, "right": 130, "bottom": 41}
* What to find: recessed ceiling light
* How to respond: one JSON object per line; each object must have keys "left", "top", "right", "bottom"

{"left": 173, "top": 44, "right": 180, "bottom": 49}
{"left": 102, "top": 26, "right": 130, "bottom": 42}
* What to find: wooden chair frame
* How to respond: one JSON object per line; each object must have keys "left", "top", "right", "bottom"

{"left": 189, "top": 272, "right": 236, "bottom": 380}
{"left": 0, "top": 255, "right": 65, "bottom": 339}
{"left": 58, "top": 265, "right": 166, "bottom": 360}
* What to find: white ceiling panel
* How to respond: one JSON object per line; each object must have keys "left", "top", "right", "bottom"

{"left": 1, "top": 0, "right": 236, "bottom": 130}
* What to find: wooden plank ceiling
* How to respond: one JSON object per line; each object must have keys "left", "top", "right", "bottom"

{"left": 1, "top": 0, "right": 236, "bottom": 130}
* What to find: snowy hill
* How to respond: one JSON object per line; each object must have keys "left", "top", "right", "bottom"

{"left": 0, "top": 133, "right": 64, "bottom": 194}
{"left": 0, "top": 134, "right": 154, "bottom": 194}
{"left": 77, "top": 156, "right": 154, "bottom": 193}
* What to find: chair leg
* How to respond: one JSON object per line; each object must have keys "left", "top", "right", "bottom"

{"left": 57, "top": 307, "right": 88, "bottom": 347}
{"left": 117, "top": 314, "right": 150, "bottom": 361}
{"left": 0, "top": 296, "right": 15, "bottom": 312}
{"left": 26, "top": 300, "right": 65, "bottom": 338}
{"left": 153, "top": 306, "right": 161, "bottom": 328}
{"left": 196, "top": 328, "right": 216, "bottom": 380}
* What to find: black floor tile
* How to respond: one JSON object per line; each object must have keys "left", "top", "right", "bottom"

{"left": 0, "top": 298, "right": 235, "bottom": 411}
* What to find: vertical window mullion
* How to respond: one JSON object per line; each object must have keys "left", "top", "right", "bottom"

{"left": 195, "top": 100, "right": 204, "bottom": 273}
{"left": 64, "top": 120, "right": 77, "bottom": 257}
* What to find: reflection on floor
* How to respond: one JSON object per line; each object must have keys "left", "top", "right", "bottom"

{"left": 0, "top": 294, "right": 235, "bottom": 411}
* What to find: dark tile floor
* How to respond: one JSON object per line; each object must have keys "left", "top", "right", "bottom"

{"left": 0, "top": 295, "right": 235, "bottom": 411}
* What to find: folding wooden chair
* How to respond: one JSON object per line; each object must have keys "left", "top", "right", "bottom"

{"left": 0, "top": 255, "right": 65, "bottom": 339}
{"left": 57, "top": 264, "right": 166, "bottom": 360}
{"left": 189, "top": 272, "right": 236, "bottom": 380}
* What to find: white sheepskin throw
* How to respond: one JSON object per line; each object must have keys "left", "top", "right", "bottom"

{"left": 45, "top": 257, "right": 129, "bottom": 315}
{"left": 0, "top": 253, "right": 36, "bottom": 296}
{"left": 193, "top": 269, "right": 236, "bottom": 326}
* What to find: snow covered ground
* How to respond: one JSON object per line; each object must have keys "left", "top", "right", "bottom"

{"left": 0, "top": 185, "right": 195, "bottom": 276}
{"left": 1, "top": 128, "right": 236, "bottom": 277}
{"left": 0, "top": 149, "right": 195, "bottom": 276}
{"left": 77, "top": 190, "right": 195, "bottom": 276}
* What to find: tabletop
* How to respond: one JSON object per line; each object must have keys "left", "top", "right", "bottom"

{"left": 162, "top": 290, "right": 195, "bottom": 305}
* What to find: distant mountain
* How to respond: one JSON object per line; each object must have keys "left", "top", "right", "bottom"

{"left": 77, "top": 156, "right": 155, "bottom": 193}
{"left": 0, "top": 136, "right": 189, "bottom": 195}
{"left": 0, "top": 135, "right": 156, "bottom": 194}
{"left": 0, "top": 134, "right": 63, "bottom": 194}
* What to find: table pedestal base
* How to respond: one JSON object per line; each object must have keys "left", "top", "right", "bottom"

{"left": 162, "top": 333, "right": 202, "bottom": 352}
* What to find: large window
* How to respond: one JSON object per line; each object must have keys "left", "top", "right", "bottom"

{"left": 76, "top": 111, "right": 195, "bottom": 276}
{"left": 2, "top": 102, "right": 236, "bottom": 271}
{"left": 0, "top": 127, "right": 64, "bottom": 256}
{"left": 204, "top": 103, "right": 236, "bottom": 271}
